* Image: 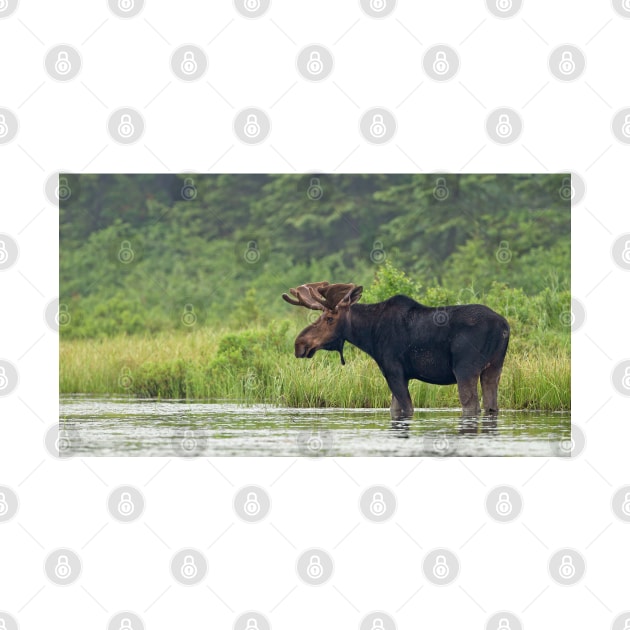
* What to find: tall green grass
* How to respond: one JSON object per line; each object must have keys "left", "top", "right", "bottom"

{"left": 60, "top": 320, "right": 570, "bottom": 410}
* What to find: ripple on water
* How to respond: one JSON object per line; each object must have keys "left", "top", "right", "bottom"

{"left": 59, "top": 396, "right": 571, "bottom": 457}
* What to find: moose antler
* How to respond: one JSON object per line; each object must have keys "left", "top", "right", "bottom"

{"left": 282, "top": 282, "right": 330, "bottom": 310}
{"left": 318, "top": 283, "right": 360, "bottom": 309}
{"left": 282, "top": 282, "right": 362, "bottom": 311}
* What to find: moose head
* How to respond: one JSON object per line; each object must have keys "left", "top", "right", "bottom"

{"left": 282, "top": 282, "right": 363, "bottom": 365}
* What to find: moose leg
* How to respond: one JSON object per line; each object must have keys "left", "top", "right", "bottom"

{"left": 390, "top": 395, "right": 402, "bottom": 417}
{"left": 385, "top": 375, "right": 414, "bottom": 420}
{"left": 480, "top": 365, "right": 502, "bottom": 416}
{"left": 454, "top": 371, "right": 481, "bottom": 417}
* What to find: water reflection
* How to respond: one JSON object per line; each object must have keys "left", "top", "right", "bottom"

{"left": 391, "top": 414, "right": 499, "bottom": 442}
{"left": 459, "top": 416, "right": 498, "bottom": 436}
{"left": 60, "top": 397, "right": 571, "bottom": 457}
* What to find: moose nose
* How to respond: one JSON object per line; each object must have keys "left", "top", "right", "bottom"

{"left": 295, "top": 341, "right": 309, "bottom": 358}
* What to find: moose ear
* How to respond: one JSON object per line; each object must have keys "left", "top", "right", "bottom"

{"left": 339, "top": 285, "right": 363, "bottom": 308}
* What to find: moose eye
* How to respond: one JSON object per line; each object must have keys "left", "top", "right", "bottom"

{"left": 326, "top": 317, "right": 334, "bottom": 324}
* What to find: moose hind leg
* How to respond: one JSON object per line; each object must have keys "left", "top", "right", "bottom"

{"left": 455, "top": 372, "right": 481, "bottom": 417}
{"left": 481, "top": 366, "right": 502, "bottom": 416}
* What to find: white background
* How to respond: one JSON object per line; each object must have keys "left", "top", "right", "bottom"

{"left": 1, "top": 0, "right": 629, "bottom": 628}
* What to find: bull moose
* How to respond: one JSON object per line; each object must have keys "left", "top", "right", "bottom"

{"left": 282, "top": 282, "right": 510, "bottom": 419}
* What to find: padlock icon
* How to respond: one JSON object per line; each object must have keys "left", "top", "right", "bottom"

{"left": 621, "top": 492, "right": 630, "bottom": 516}
{"left": 497, "top": 618, "right": 511, "bottom": 630}
{"left": 307, "top": 554, "right": 323, "bottom": 579}
{"left": 369, "top": 491, "right": 386, "bottom": 516}
{"left": 118, "top": 0, "right": 134, "bottom": 11}
{"left": 244, "top": 114, "right": 261, "bottom": 138}
{"left": 496, "top": 240, "right": 511, "bottom": 262}
{"left": 370, "top": 240, "right": 386, "bottom": 263}
{"left": 118, "top": 240, "right": 134, "bottom": 263}
{"left": 0, "top": 114, "right": 8, "bottom": 138}
{"left": 118, "top": 114, "right": 135, "bottom": 138}
{"left": 621, "top": 240, "right": 630, "bottom": 265}
{"left": 369, "top": 0, "right": 386, "bottom": 11}
{"left": 432, "top": 555, "right": 449, "bottom": 579}
{"left": 370, "top": 114, "right": 386, "bottom": 138}
{"left": 558, "top": 177, "right": 573, "bottom": 201}
{"left": 0, "top": 367, "right": 8, "bottom": 390}
{"left": 371, "top": 619, "right": 385, "bottom": 630}
{"left": 181, "top": 430, "right": 197, "bottom": 452}
{"left": 495, "top": 0, "right": 512, "bottom": 11}
{"left": 433, "top": 177, "right": 448, "bottom": 200}
{"left": 307, "top": 177, "right": 323, "bottom": 200}
{"left": 119, "top": 367, "right": 133, "bottom": 389}
{"left": 118, "top": 491, "right": 135, "bottom": 516}
{"left": 181, "top": 51, "right": 198, "bottom": 75}
{"left": 181, "top": 555, "right": 198, "bottom": 579}
{"left": 559, "top": 437, "right": 574, "bottom": 454}
{"left": 432, "top": 51, "right": 449, "bottom": 75}
{"left": 244, "top": 240, "right": 260, "bottom": 263}
{"left": 245, "top": 619, "right": 260, "bottom": 630}
{"left": 55, "top": 303, "right": 71, "bottom": 329}
{"left": 57, "top": 176, "right": 72, "bottom": 201}
{"left": 307, "top": 432, "right": 324, "bottom": 452}
{"left": 55, "top": 51, "right": 72, "bottom": 75}
{"left": 119, "top": 618, "right": 133, "bottom": 630}
{"left": 307, "top": 51, "right": 323, "bottom": 75}
{"left": 244, "top": 491, "right": 261, "bottom": 516}
{"left": 54, "top": 554, "right": 72, "bottom": 579}
{"left": 622, "top": 366, "right": 630, "bottom": 389}
{"left": 182, "top": 304, "right": 197, "bottom": 326}
{"left": 244, "top": 0, "right": 261, "bottom": 11}
{"left": 0, "top": 241, "right": 8, "bottom": 264}
{"left": 57, "top": 430, "right": 71, "bottom": 454}
{"left": 622, "top": 114, "right": 630, "bottom": 138}
{"left": 558, "top": 554, "right": 575, "bottom": 579}
{"left": 433, "top": 435, "right": 449, "bottom": 452}
{"left": 495, "top": 491, "right": 513, "bottom": 516}
{"left": 0, "top": 492, "right": 8, "bottom": 515}
{"left": 181, "top": 177, "right": 196, "bottom": 200}
{"left": 558, "top": 51, "right": 575, "bottom": 75}
{"left": 496, "top": 114, "right": 512, "bottom": 138}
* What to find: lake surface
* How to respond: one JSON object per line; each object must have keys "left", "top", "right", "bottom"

{"left": 59, "top": 396, "right": 571, "bottom": 457}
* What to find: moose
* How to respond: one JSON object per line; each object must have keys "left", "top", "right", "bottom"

{"left": 282, "top": 282, "right": 510, "bottom": 419}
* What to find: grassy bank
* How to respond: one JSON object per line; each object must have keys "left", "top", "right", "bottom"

{"left": 60, "top": 319, "right": 570, "bottom": 411}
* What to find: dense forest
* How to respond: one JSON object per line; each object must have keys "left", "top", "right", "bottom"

{"left": 60, "top": 173, "right": 569, "bottom": 337}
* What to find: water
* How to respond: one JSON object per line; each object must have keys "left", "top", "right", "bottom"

{"left": 59, "top": 396, "right": 571, "bottom": 457}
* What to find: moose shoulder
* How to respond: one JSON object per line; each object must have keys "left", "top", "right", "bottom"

{"left": 282, "top": 282, "right": 510, "bottom": 419}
